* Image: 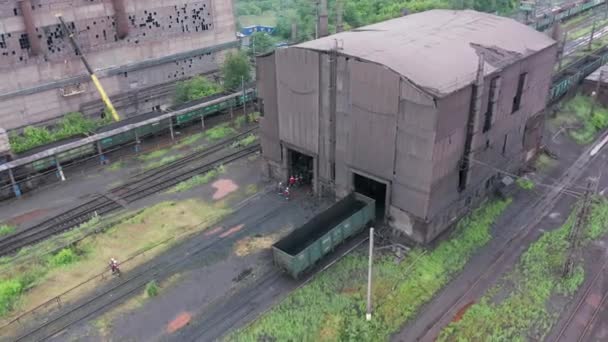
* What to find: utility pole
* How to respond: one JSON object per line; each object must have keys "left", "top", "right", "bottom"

{"left": 336, "top": 0, "right": 344, "bottom": 33}
{"left": 318, "top": 0, "right": 328, "bottom": 38}
{"left": 588, "top": 19, "right": 597, "bottom": 51}
{"left": 242, "top": 76, "right": 246, "bottom": 116}
{"left": 366, "top": 227, "right": 374, "bottom": 321}
{"left": 563, "top": 181, "right": 594, "bottom": 277}
{"left": 291, "top": 22, "right": 297, "bottom": 42}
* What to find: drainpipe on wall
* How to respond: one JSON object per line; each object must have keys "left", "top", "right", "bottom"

{"left": 111, "top": 0, "right": 129, "bottom": 39}
{"left": 458, "top": 53, "right": 485, "bottom": 192}
{"left": 19, "top": 0, "right": 42, "bottom": 56}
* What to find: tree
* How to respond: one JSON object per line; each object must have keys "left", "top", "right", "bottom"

{"left": 174, "top": 76, "right": 222, "bottom": 104}
{"left": 222, "top": 51, "right": 252, "bottom": 91}
{"left": 249, "top": 32, "right": 276, "bottom": 56}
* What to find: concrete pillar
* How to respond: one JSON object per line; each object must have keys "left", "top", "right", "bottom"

{"left": 110, "top": 0, "right": 130, "bottom": 39}
{"left": 96, "top": 141, "right": 105, "bottom": 165}
{"left": 169, "top": 121, "right": 175, "bottom": 141}
{"left": 54, "top": 156, "right": 66, "bottom": 181}
{"left": 19, "top": 0, "right": 42, "bottom": 55}
{"left": 134, "top": 131, "right": 141, "bottom": 153}
{"left": 313, "top": 156, "right": 320, "bottom": 197}
{"left": 8, "top": 169, "right": 21, "bottom": 198}
{"left": 201, "top": 115, "right": 205, "bottom": 130}
{"left": 318, "top": 0, "right": 329, "bottom": 38}
{"left": 282, "top": 144, "right": 289, "bottom": 183}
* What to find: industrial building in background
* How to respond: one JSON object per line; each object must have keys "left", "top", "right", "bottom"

{"left": 257, "top": 9, "right": 558, "bottom": 244}
{"left": 0, "top": 0, "right": 237, "bottom": 131}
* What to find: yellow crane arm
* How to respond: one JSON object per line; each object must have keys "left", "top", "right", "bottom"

{"left": 56, "top": 15, "right": 120, "bottom": 122}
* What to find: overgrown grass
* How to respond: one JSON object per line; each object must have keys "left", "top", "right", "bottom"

{"left": 230, "top": 198, "right": 511, "bottom": 341}
{"left": 535, "top": 152, "right": 556, "bottom": 171}
{"left": 437, "top": 197, "right": 608, "bottom": 341}
{"left": 553, "top": 95, "right": 608, "bottom": 145}
{"left": 177, "top": 132, "right": 206, "bottom": 148}
{"left": 0, "top": 225, "right": 15, "bottom": 237}
{"left": 569, "top": 18, "right": 608, "bottom": 40}
{"left": 167, "top": 165, "right": 226, "bottom": 193}
{"left": 107, "top": 161, "right": 124, "bottom": 172}
{"left": 0, "top": 199, "right": 232, "bottom": 321}
{"left": 0, "top": 247, "right": 83, "bottom": 317}
{"left": 516, "top": 177, "right": 535, "bottom": 190}
{"left": 144, "top": 154, "right": 182, "bottom": 171}
{"left": 231, "top": 134, "right": 258, "bottom": 148}
{"left": 138, "top": 148, "right": 170, "bottom": 161}
{"left": 205, "top": 123, "right": 237, "bottom": 141}
{"left": 174, "top": 76, "right": 223, "bottom": 105}
{"left": 9, "top": 112, "right": 111, "bottom": 153}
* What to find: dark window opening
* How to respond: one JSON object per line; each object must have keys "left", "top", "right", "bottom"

{"left": 485, "top": 140, "right": 490, "bottom": 150}
{"left": 288, "top": 149, "right": 313, "bottom": 188}
{"left": 512, "top": 72, "right": 527, "bottom": 113}
{"left": 331, "top": 162, "right": 336, "bottom": 181}
{"left": 354, "top": 173, "right": 386, "bottom": 221}
{"left": 483, "top": 76, "right": 499, "bottom": 133}
{"left": 502, "top": 134, "right": 508, "bottom": 155}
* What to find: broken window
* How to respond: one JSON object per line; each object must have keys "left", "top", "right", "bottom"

{"left": 483, "top": 76, "right": 500, "bottom": 133}
{"left": 512, "top": 72, "right": 527, "bottom": 113}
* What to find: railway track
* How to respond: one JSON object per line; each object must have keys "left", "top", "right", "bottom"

{"left": 553, "top": 259, "right": 608, "bottom": 342}
{"left": 410, "top": 129, "right": 608, "bottom": 342}
{"left": 8, "top": 191, "right": 288, "bottom": 342}
{"left": 0, "top": 127, "right": 259, "bottom": 257}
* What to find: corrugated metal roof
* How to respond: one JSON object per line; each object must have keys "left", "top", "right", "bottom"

{"left": 295, "top": 9, "right": 556, "bottom": 97}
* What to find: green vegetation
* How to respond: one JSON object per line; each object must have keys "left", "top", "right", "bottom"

{"left": 107, "top": 160, "right": 125, "bottom": 172}
{"left": 168, "top": 165, "right": 226, "bottom": 193}
{"left": 247, "top": 32, "right": 279, "bottom": 56}
{"left": 231, "top": 134, "right": 258, "bottom": 148}
{"left": 144, "top": 154, "right": 182, "bottom": 171}
{"left": 146, "top": 281, "right": 159, "bottom": 298}
{"left": 231, "top": 199, "right": 511, "bottom": 341}
{"left": 569, "top": 18, "right": 608, "bottom": 40}
{"left": 177, "top": 132, "right": 206, "bottom": 148}
{"left": 138, "top": 148, "right": 170, "bottom": 161}
{"left": 0, "top": 199, "right": 233, "bottom": 321}
{"left": 534, "top": 152, "right": 556, "bottom": 171}
{"left": 0, "top": 246, "right": 84, "bottom": 317}
{"left": 205, "top": 123, "right": 237, "bottom": 141}
{"left": 174, "top": 76, "right": 223, "bottom": 105}
{"left": 235, "top": 115, "right": 248, "bottom": 128}
{"left": 438, "top": 198, "right": 608, "bottom": 341}
{"left": 516, "top": 177, "right": 535, "bottom": 190}
{"left": 9, "top": 112, "right": 111, "bottom": 154}
{"left": 222, "top": 51, "right": 252, "bottom": 91}
{"left": 561, "top": 95, "right": 608, "bottom": 145}
{"left": 248, "top": 112, "right": 261, "bottom": 122}
{"left": 0, "top": 225, "right": 15, "bottom": 237}
{"left": 236, "top": 0, "right": 517, "bottom": 43}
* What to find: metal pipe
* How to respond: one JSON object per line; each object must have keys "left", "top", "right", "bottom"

{"left": 19, "top": 0, "right": 42, "bottom": 55}
{"left": 110, "top": 0, "right": 129, "bottom": 39}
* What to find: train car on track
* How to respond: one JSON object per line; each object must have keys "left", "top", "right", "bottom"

{"left": 532, "top": 0, "right": 603, "bottom": 31}
{"left": 272, "top": 193, "right": 376, "bottom": 279}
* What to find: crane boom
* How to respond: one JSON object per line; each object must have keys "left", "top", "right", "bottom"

{"left": 56, "top": 15, "right": 120, "bottom": 122}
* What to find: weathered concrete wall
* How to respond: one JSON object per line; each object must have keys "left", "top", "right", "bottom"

{"left": 0, "top": 0, "right": 237, "bottom": 130}
{"left": 424, "top": 44, "right": 557, "bottom": 242}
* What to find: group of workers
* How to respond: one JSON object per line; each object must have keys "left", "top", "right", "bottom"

{"left": 277, "top": 175, "right": 305, "bottom": 200}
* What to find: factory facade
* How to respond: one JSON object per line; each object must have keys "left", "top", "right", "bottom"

{"left": 257, "top": 10, "right": 558, "bottom": 243}
{"left": 0, "top": 0, "right": 237, "bottom": 131}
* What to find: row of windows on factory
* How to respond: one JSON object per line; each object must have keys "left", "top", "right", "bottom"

{"left": 481, "top": 72, "right": 527, "bottom": 134}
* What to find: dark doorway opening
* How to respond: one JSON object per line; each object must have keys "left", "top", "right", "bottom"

{"left": 288, "top": 149, "right": 313, "bottom": 186}
{"left": 353, "top": 173, "right": 386, "bottom": 221}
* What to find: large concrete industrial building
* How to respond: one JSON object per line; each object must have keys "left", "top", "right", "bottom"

{"left": 257, "top": 10, "right": 558, "bottom": 243}
{"left": 0, "top": 0, "right": 236, "bottom": 131}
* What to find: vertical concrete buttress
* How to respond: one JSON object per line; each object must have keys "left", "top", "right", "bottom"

{"left": 111, "top": 0, "right": 129, "bottom": 39}
{"left": 19, "top": 0, "right": 42, "bottom": 56}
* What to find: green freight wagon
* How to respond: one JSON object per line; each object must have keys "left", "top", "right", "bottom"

{"left": 272, "top": 193, "right": 376, "bottom": 279}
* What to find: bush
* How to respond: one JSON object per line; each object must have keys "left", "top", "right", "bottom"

{"left": 146, "top": 281, "right": 159, "bottom": 298}
{"left": 174, "top": 76, "right": 222, "bottom": 105}
{"left": 0, "top": 279, "right": 23, "bottom": 316}
{"left": 0, "top": 225, "right": 15, "bottom": 237}
{"left": 516, "top": 177, "right": 535, "bottom": 190}
{"left": 48, "top": 248, "right": 79, "bottom": 267}
{"left": 9, "top": 112, "right": 107, "bottom": 153}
